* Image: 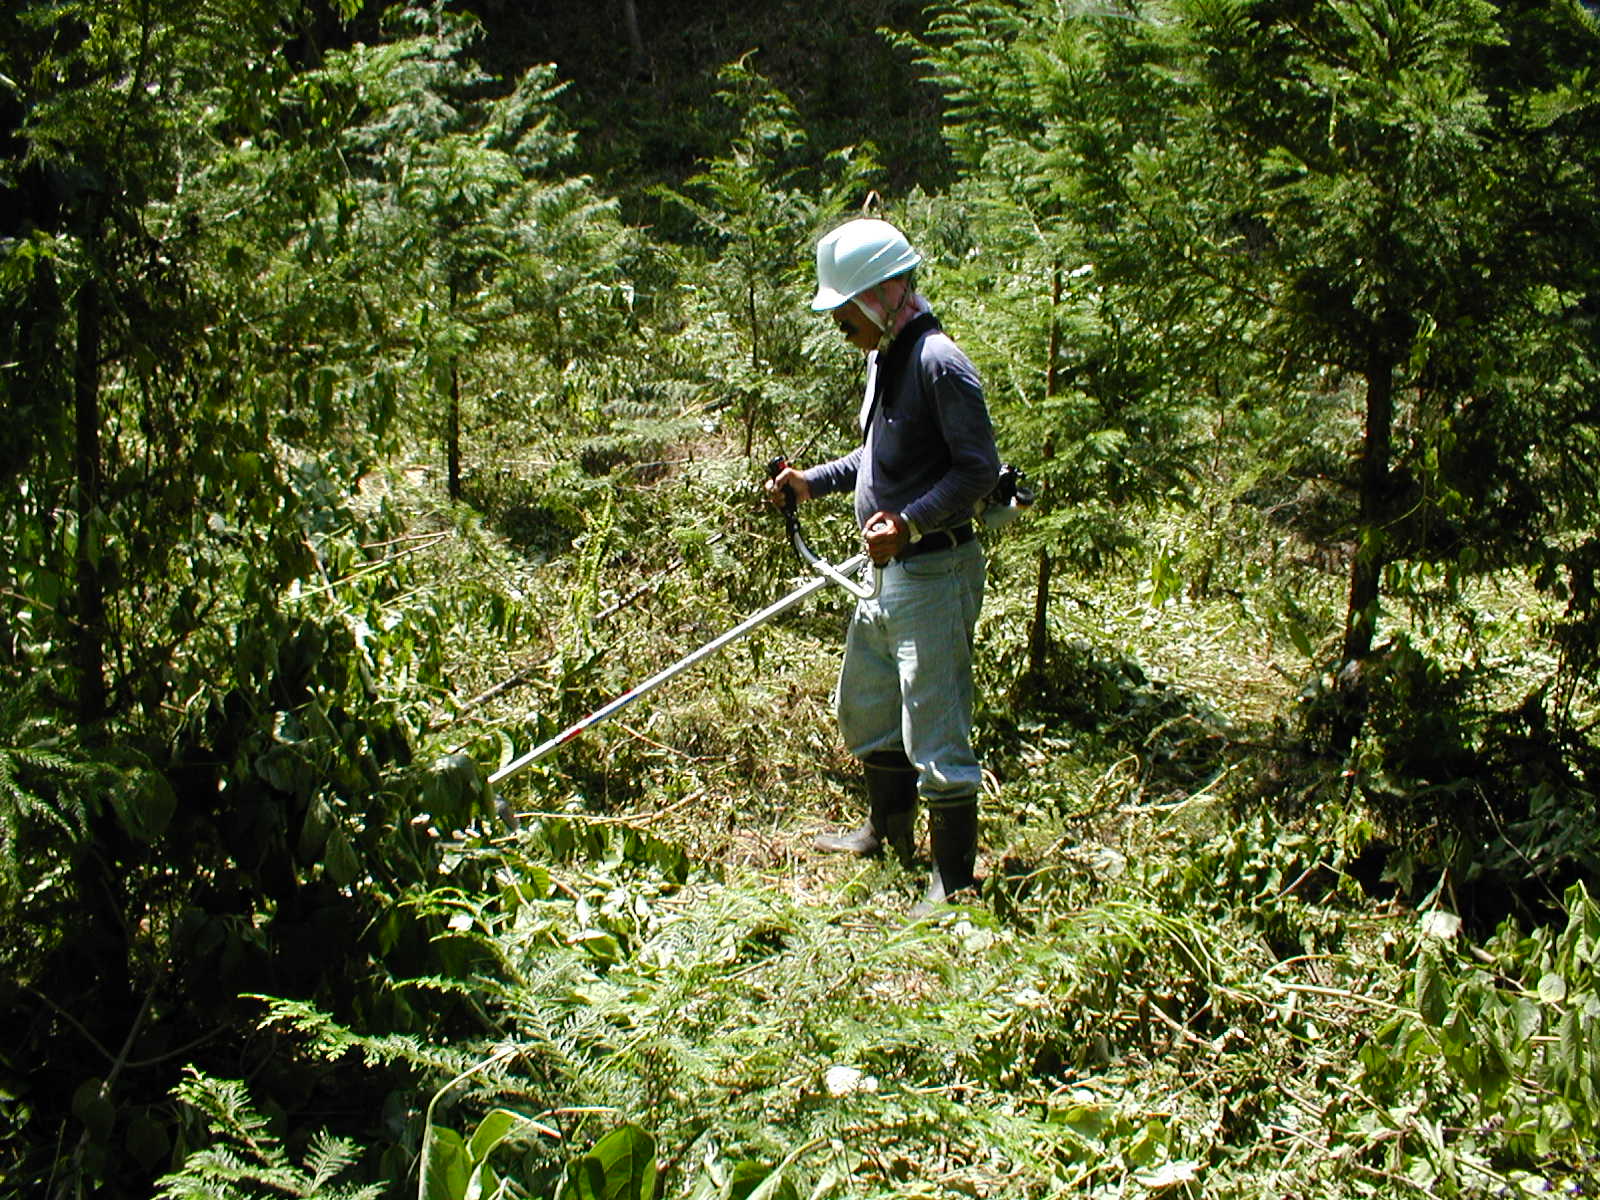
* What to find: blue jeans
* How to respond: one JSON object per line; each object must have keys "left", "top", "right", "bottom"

{"left": 834, "top": 539, "right": 985, "bottom": 807}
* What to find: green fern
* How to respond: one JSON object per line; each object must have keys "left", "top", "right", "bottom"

{"left": 253, "top": 996, "right": 480, "bottom": 1078}
{"left": 155, "top": 1069, "right": 383, "bottom": 1200}
{"left": 0, "top": 675, "right": 95, "bottom": 886}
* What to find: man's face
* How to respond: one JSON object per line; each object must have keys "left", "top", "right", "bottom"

{"left": 832, "top": 299, "right": 879, "bottom": 353}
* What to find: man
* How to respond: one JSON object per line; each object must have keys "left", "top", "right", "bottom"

{"left": 768, "top": 217, "right": 1000, "bottom": 913}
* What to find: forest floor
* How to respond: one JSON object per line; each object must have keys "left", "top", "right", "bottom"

{"left": 388, "top": 443, "right": 1324, "bottom": 905}
{"left": 329, "top": 452, "right": 1599, "bottom": 1198}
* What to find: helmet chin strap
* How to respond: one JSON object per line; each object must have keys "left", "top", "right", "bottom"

{"left": 853, "top": 291, "right": 888, "bottom": 331}
{"left": 875, "top": 283, "right": 914, "bottom": 351}
{"left": 854, "top": 279, "right": 914, "bottom": 347}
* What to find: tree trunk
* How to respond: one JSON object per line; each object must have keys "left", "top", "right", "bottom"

{"left": 1046, "top": 257, "right": 1062, "bottom": 400}
{"left": 743, "top": 275, "right": 761, "bottom": 456}
{"left": 447, "top": 277, "right": 462, "bottom": 500}
{"left": 448, "top": 357, "right": 462, "bottom": 501}
{"left": 1331, "top": 329, "right": 1399, "bottom": 754}
{"left": 73, "top": 209, "right": 108, "bottom": 728}
{"left": 1028, "top": 546, "right": 1053, "bottom": 677}
{"left": 620, "top": 0, "right": 648, "bottom": 78}
{"left": 1027, "top": 258, "right": 1064, "bottom": 677}
{"left": 746, "top": 275, "right": 760, "bottom": 372}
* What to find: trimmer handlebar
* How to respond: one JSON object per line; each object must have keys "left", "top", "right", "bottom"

{"left": 766, "top": 456, "right": 796, "bottom": 511}
{"left": 767, "top": 456, "right": 881, "bottom": 601}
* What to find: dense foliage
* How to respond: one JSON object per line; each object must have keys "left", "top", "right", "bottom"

{"left": 3, "top": 0, "right": 1598, "bottom": 1197}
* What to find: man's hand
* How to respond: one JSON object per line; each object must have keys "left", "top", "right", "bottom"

{"left": 863, "top": 509, "right": 909, "bottom": 565}
{"left": 765, "top": 466, "right": 811, "bottom": 509}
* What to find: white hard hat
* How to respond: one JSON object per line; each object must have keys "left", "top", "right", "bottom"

{"left": 810, "top": 218, "right": 922, "bottom": 312}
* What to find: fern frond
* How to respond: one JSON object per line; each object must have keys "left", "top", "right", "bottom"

{"left": 0, "top": 676, "right": 100, "bottom": 891}
{"left": 252, "top": 995, "right": 480, "bottom": 1075}
{"left": 301, "top": 1131, "right": 366, "bottom": 1192}
{"left": 158, "top": 1070, "right": 384, "bottom": 1200}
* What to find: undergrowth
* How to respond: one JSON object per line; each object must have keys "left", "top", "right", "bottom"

{"left": 158, "top": 802, "right": 1600, "bottom": 1198}
{"left": 150, "top": 452, "right": 1600, "bottom": 1198}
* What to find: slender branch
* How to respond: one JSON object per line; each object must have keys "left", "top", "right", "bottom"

{"left": 494, "top": 790, "right": 705, "bottom": 834}
{"left": 289, "top": 533, "right": 449, "bottom": 601}
{"left": 23, "top": 987, "right": 118, "bottom": 1065}
{"left": 54, "top": 967, "right": 162, "bottom": 1200}
{"left": 1266, "top": 980, "right": 1411, "bottom": 1016}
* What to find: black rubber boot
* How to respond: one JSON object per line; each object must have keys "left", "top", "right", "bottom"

{"left": 912, "top": 798, "right": 978, "bottom": 916}
{"left": 814, "top": 750, "right": 918, "bottom": 866}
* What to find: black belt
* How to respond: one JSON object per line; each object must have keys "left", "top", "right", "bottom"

{"left": 897, "top": 524, "right": 974, "bottom": 560}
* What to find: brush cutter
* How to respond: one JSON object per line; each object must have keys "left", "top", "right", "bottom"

{"left": 486, "top": 461, "right": 1032, "bottom": 787}
{"left": 486, "top": 460, "right": 882, "bottom": 787}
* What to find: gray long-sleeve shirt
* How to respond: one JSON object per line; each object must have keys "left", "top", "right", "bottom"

{"left": 805, "top": 318, "right": 1000, "bottom": 535}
